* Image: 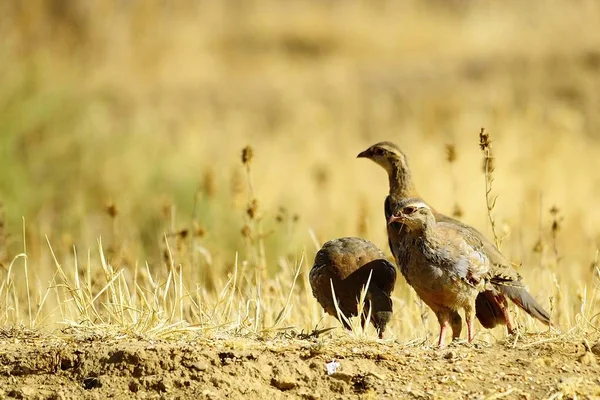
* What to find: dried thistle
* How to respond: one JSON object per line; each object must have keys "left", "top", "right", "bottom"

{"left": 478, "top": 127, "right": 501, "bottom": 249}
{"left": 445, "top": 144, "right": 457, "bottom": 164}
{"left": 240, "top": 145, "right": 266, "bottom": 277}
{"left": 549, "top": 205, "right": 562, "bottom": 266}
{"left": 106, "top": 202, "right": 118, "bottom": 218}
{"left": 241, "top": 146, "right": 254, "bottom": 166}
{"left": 246, "top": 199, "right": 259, "bottom": 219}
{"left": 479, "top": 127, "right": 491, "bottom": 151}
{"left": 162, "top": 248, "right": 170, "bottom": 264}
{"left": 241, "top": 224, "right": 252, "bottom": 238}
{"left": 550, "top": 206, "right": 562, "bottom": 235}
{"left": 452, "top": 203, "right": 463, "bottom": 218}
{"left": 275, "top": 206, "right": 287, "bottom": 223}
{"left": 193, "top": 222, "right": 206, "bottom": 238}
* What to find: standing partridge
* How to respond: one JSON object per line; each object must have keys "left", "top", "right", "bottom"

{"left": 310, "top": 237, "right": 397, "bottom": 338}
{"left": 388, "top": 198, "right": 550, "bottom": 346}
{"left": 358, "top": 142, "right": 550, "bottom": 338}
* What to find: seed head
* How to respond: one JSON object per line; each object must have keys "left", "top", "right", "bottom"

{"left": 275, "top": 206, "right": 287, "bottom": 223}
{"left": 241, "top": 146, "right": 254, "bottom": 166}
{"left": 106, "top": 202, "right": 118, "bottom": 218}
{"left": 452, "top": 204, "right": 463, "bottom": 218}
{"left": 247, "top": 198, "right": 259, "bottom": 219}
{"left": 479, "top": 128, "right": 491, "bottom": 151}
{"left": 550, "top": 206, "right": 562, "bottom": 235}
{"left": 445, "top": 144, "right": 457, "bottom": 163}
{"left": 193, "top": 222, "right": 206, "bottom": 238}
{"left": 241, "top": 224, "right": 252, "bottom": 238}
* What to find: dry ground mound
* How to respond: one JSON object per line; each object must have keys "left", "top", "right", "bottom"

{"left": 1, "top": 329, "right": 599, "bottom": 399}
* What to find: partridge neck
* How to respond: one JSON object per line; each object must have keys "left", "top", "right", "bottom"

{"left": 389, "top": 160, "right": 417, "bottom": 199}
{"left": 418, "top": 223, "right": 441, "bottom": 247}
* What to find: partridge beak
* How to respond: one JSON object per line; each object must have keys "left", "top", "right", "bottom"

{"left": 357, "top": 149, "right": 370, "bottom": 158}
{"left": 387, "top": 215, "right": 403, "bottom": 225}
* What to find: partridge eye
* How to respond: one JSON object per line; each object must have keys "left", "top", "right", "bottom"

{"left": 374, "top": 148, "right": 385, "bottom": 156}
{"left": 403, "top": 206, "right": 416, "bottom": 214}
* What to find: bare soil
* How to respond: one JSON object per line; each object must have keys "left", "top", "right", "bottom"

{"left": 1, "top": 329, "right": 599, "bottom": 399}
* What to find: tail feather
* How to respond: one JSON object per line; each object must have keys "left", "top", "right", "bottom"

{"left": 496, "top": 284, "right": 551, "bottom": 325}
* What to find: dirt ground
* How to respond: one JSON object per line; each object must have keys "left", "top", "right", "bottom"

{"left": 1, "top": 328, "right": 600, "bottom": 400}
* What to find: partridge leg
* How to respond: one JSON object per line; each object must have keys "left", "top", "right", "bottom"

{"left": 436, "top": 313, "right": 450, "bottom": 348}
{"left": 495, "top": 293, "right": 516, "bottom": 334}
{"left": 449, "top": 311, "right": 463, "bottom": 341}
{"left": 465, "top": 307, "right": 475, "bottom": 342}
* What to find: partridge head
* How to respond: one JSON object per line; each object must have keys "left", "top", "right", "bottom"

{"left": 387, "top": 200, "right": 435, "bottom": 232}
{"left": 357, "top": 142, "right": 407, "bottom": 174}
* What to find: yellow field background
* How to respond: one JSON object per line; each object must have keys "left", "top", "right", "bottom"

{"left": 1, "top": 0, "right": 599, "bottom": 342}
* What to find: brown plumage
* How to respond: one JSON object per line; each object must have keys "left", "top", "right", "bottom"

{"left": 357, "top": 141, "right": 550, "bottom": 340}
{"left": 310, "top": 237, "right": 397, "bottom": 338}
{"left": 388, "top": 199, "right": 502, "bottom": 346}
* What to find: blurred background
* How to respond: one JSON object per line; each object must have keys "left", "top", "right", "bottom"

{"left": 1, "top": 0, "right": 599, "bottom": 334}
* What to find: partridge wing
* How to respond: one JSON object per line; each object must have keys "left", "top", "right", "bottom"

{"left": 435, "top": 223, "right": 491, "bottom": 287}
{"left": 437, "top": 214, "right": 523, "bottom": 284}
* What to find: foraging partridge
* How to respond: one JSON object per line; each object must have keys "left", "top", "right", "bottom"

{"left": 310, "top": 237, "right": 397, "bottom": 338}
{"left": 358, "top": 142, "right": 550, "bottom": 339}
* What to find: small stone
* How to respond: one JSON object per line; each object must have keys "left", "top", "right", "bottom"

{"left": 444, "top": 351, "right": 455, "bottom": 360}
{"left": 579, "top": 352, "right": 597, "bottom": 365}
{"left": 532, "top": 357, "right": 553, "bottom": 367}
{"left": 591, "top": 342, "right": 600, "bottom": 356}
{"left": 330, "top": 372, "right": 354, "bottom": 383}
{"left": 271, "top": 377, "right": 296, "bottom": 391}
{"left": 192, "top": 362, "right": 209, "bottom": 372}
{"left": 21, "top": 386, "right": 36, "bottom": 396}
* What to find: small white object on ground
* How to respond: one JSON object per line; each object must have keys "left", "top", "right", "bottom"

{"left": 326, "top": 360, "right": 340, "bottom": 375}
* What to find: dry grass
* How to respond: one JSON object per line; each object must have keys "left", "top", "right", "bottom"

{"left": 1, "top": 0, "right": 600, "bottom": 345}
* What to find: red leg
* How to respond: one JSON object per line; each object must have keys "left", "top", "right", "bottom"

{"left": 502, "top": 306, "right": 515, "bottom": 334}
{"left": 438, "top": 320, "right": 449, "bottom": 348}
{"left": 496, "top": 294, "right": 516, "bottom": 334}
{"left": 467, "top": 316, "right": 475, "bottom": 342}
{"left": 491, "top": 292, "right": 516, "bottom": 334}
{"left": 465, "top": 306, "right": 475, "bottom": 342}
